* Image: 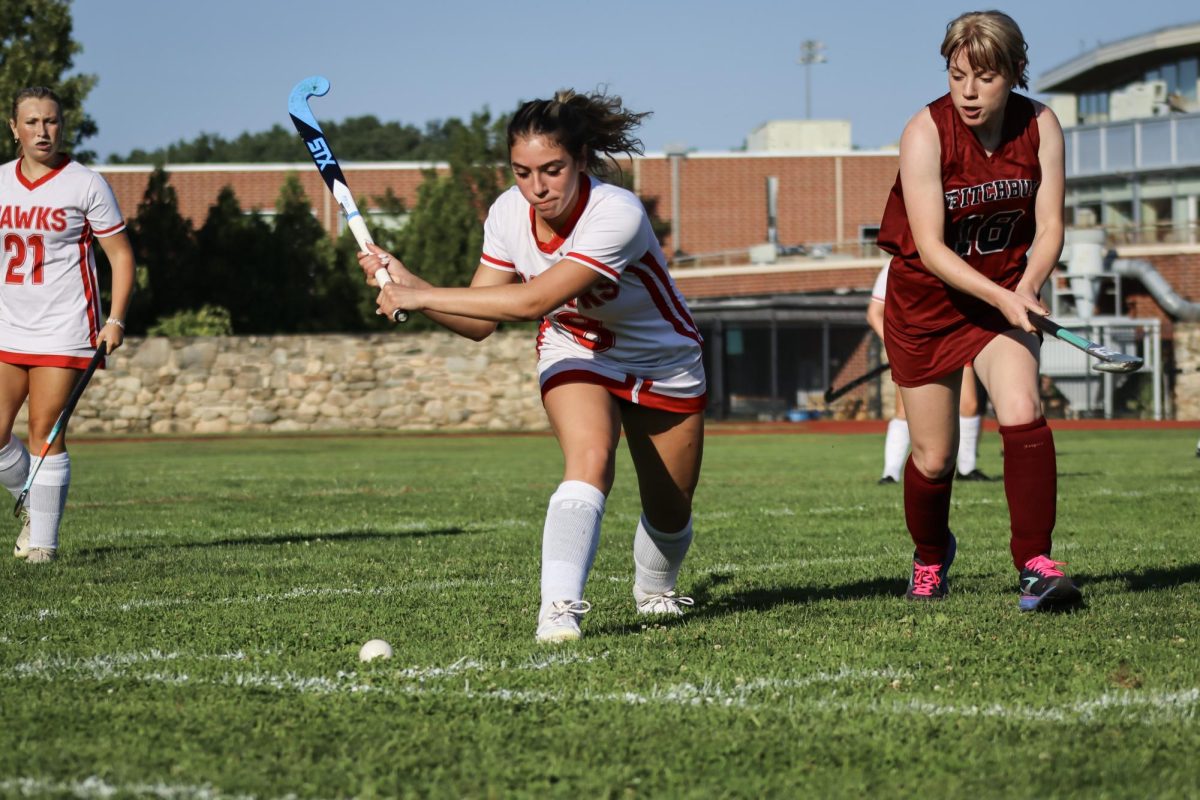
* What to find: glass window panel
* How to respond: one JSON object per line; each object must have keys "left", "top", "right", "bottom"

{"left": 1179, "top": 58, "right": 1198, "bottom": 100}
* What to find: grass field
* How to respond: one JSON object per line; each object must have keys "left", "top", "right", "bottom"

{"left": 1, "top": 427, "right": 1198, "bottom": 799}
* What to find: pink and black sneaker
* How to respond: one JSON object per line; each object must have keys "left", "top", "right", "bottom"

{"left": 1018, "top": 555, "right": 1082, "bottom": 612}
{"left": 905, "top": 532, "right": 956, "bottom": 601}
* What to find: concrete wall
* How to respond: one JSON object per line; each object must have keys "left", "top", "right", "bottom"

{"left": 15, "top": 332, "right": 549, "bottom": 436}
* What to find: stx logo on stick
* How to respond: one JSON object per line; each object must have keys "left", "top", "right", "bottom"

{"left": 307, "top": 137, "right": 334, "bottom": 170}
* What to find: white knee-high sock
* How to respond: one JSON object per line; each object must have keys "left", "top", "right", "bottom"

{"left": 633, "top": 515, "right": 693, "bottom": 594}
{"left": 0, "top": 435, "right": 30, "bottom": 501}
{"left": 883, "top": 419, "right": 910, "bottom": 481}
{"left": 957, "top": 415, "right": 982, "bottom": 475}
{"left": 29, "top": 452, "right": 70, "bottom": 550}
{"left": 540, "top": 480, "right": 605, "bottom": 617}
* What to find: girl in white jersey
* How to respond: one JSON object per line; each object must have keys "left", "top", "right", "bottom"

{"left": 0, "top": 87, "right": 134, "bottom": 563}
{"left": 358, "top": 90, "right": 705, "bottom": 642}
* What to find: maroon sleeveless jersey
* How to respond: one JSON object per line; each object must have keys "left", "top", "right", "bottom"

{"left": 877, "top": 92, "right": 1041, "bottom": 387}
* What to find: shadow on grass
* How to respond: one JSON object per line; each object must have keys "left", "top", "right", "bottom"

{"left": 586, "top": 572, "right": 906, "bottom": 637}
{"left": 1075, "top": 562, "right": 1200, "bottom": 593}
{"left": 73, "top": 526, "right": 471, "bottom": 557}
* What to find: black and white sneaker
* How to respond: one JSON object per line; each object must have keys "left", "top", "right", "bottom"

{"left": 1018, "top": 555, "right": 1082, "bottom": 612}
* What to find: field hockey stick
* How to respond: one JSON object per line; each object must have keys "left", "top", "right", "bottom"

{"left": 824, "top": 362, "right": 891, "bottom": 403}
{"left": 13, "top": 346, "right": 106, "bottom": 517}
{"left": 1027, "top": 312, "right": 1143, "bottom": 373}
{"left": 288, "top": 76, "right": 407, "bottom": 323}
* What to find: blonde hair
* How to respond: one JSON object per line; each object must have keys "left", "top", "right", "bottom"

{"left": 507, "top": 89, "right": 649, "bottom": 178}
{"left": 941, "top": 11, "right": 1029, "bottom": 90}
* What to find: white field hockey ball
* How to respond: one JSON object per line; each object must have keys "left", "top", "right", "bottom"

{"left": 358, "top": 639, "right": 393, "bottom": 662}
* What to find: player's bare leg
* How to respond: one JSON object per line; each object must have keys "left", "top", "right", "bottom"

{"left": 898, "top": 373, "right": 961, "bottom": 599}
{"left": 619, "top": 403, "right": 704, "bottom": 615}
{"left": 20, "top": 366, "right": 81, "bottom": 563}
{"left": 0, "top": 363, "right": 32, "bottom": 557}
{"left": 974, "top": 331, "right": 1080, "bottom": 610}
{"left": 534, "top": 382, "right": 622, "bottom": 641}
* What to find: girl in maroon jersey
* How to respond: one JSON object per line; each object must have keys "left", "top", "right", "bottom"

{"left": 876, "top": 11, "right": 1081, "bottom": 610}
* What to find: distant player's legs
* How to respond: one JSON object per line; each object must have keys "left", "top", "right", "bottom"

{"left": 0, "top": 363, "right": 31, "bottom": 501}
{"left": 898, "top": 373, "right": 960, "bottom": 599}
{"left": 0, "top": 363, "right": 32, "bottom": 558}
{"left": 23, "top": 366, "right": 80, "bottom": 562}
{"left": 956, "top": 364, "right": 986, "bottom": 479}
{"left": 619, "top": 403, "right": 704, "bottom": 615}
{"left": 537, "top": 381, "right": 622, "bottom": 641}
{"left": 974, "top": 331, "right": 1080, "bottom": 610}
{"left": 880, "top": 389, "right": 909, "bottom": 484}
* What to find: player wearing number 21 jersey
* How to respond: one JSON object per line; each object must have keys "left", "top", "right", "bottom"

{"left": 480, "top": 175, "right": 704, "bottom": 410}
{"left": 0, "top": 156, "right": 126, "bottom": 367}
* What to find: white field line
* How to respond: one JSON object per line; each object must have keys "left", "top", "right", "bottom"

{"left": 6, "top": 648, "right": 607, "bottom": 695}
{"left": 5, "top": 551, "right": 911, "bottom": 625}
{"left": 8, "top": 649, "right": 1194, "bottom": 725}
{"left": 0, "top": 776, "right": 269, "bottom": 800}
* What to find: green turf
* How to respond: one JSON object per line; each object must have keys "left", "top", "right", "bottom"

{"left": 1, "top": 429, "right": 1197, "bottom": 799}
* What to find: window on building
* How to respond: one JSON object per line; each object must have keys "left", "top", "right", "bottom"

{"left": 1179, "top": 57, "right": 1199, "bottom": 101}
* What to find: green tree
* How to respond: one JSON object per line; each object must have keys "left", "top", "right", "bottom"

{"left": 269, "top": 174, "right": 365, "bottom": 332}
{"left": 393, "top": 110, "right": 511, "bottom": 330}
{"left": 128, "top": 167, "right": 199, "bottom": 327}
{"left": 0, "top": 0, "right": 98, "bottom": 162}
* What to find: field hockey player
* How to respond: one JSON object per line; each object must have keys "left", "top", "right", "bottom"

{"left": 358, "top": 89, "right": 706, "bottom": 642}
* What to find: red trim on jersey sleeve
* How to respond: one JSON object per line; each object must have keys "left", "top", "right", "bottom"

{"left": 481, "top": 252, "right": 516, "bottom": 271}
{"left": 564, "top": 251, "right": 620, "bottom": 280}
{"left": 92, "top": 221, "right": 126, "bottom": 237}
{"left": 627, "top": 256, "right": 702, "bottom": 344}
{"left": 14, "top": 156, "right": 72, "bottom": 190}
{"left": 529, "top": 175, "right": 592, "bottom": 253}
{"left": 540, "top": 368, "right": 706, "bottom": 413}
{"left": 0, "top": 349, "right": 102, "bottom": 370}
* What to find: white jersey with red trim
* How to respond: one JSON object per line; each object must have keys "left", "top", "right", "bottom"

{"left": 0, "top": 157, "right": 125, "bottom": 361}
{"left": 481, "top": 176, "right": 702, "bottom": 377}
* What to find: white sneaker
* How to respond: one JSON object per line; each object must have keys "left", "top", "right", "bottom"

{"left": 25, "top": 547, "right": 57, "bottom": 564}
{"left": 536, "top": 600, "right": 591, "bottom": 643}
{"left": 634, "top": 587, "right": 694, "bottom": 616}
{"left": 13, "top": 507, "right": 30, "bottom": 559}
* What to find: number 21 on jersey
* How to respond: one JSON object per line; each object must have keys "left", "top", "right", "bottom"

{"left": 4, "top": 233, "right": 45, "bottom": 284}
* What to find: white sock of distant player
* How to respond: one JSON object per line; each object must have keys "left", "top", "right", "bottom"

{"left": 957, "top": 415, "right": 982, "bottom": 475}
{"left": 540, "top": 480, "right": 605, "bottom": 618}
{"left": 882, "top": 418, "right": 910, "bottom": 481}
{"left": 0, "top": 434, "right": 30, "bottom": 501}
{"left": 633, "top": 514, "right": 693, "bottom": 594}
{"left": 28, "top": 452, "right": 70, "bottom": 550}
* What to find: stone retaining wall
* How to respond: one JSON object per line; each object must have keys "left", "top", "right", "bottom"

{"left": 14, "top": 332, "right": 549, "bottom": 435}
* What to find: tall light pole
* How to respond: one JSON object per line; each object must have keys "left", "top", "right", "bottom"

{"left": 797, "top": 40, "right": 826, "bottom": 119}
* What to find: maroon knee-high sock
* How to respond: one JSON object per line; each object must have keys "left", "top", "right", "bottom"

{"left": 1000, "top": 417, "right": 1056, "bottom": 569}
{"left": 903, "top": 456, "right": 953, "bottom": 565}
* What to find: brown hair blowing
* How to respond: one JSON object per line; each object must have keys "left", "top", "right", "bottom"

{"left": 941, "top": 11, "right": 1029, "bottom": 90}
{"left": 507, "top": 89, "right": 650, "bottom": 178}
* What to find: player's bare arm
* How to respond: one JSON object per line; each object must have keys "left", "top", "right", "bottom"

{"left": 97, "top": 231, "right": 135, "bottom": 353}
{"left": 375, "top": 256, "right": 603, "bottom": 324}
{"left": 1017, "top": 103, "right": 1066, "bottom": 305}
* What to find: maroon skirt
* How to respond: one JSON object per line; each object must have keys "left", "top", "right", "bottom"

{"left": 882, "top": 257, "right": 1021, "bottom": 387}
